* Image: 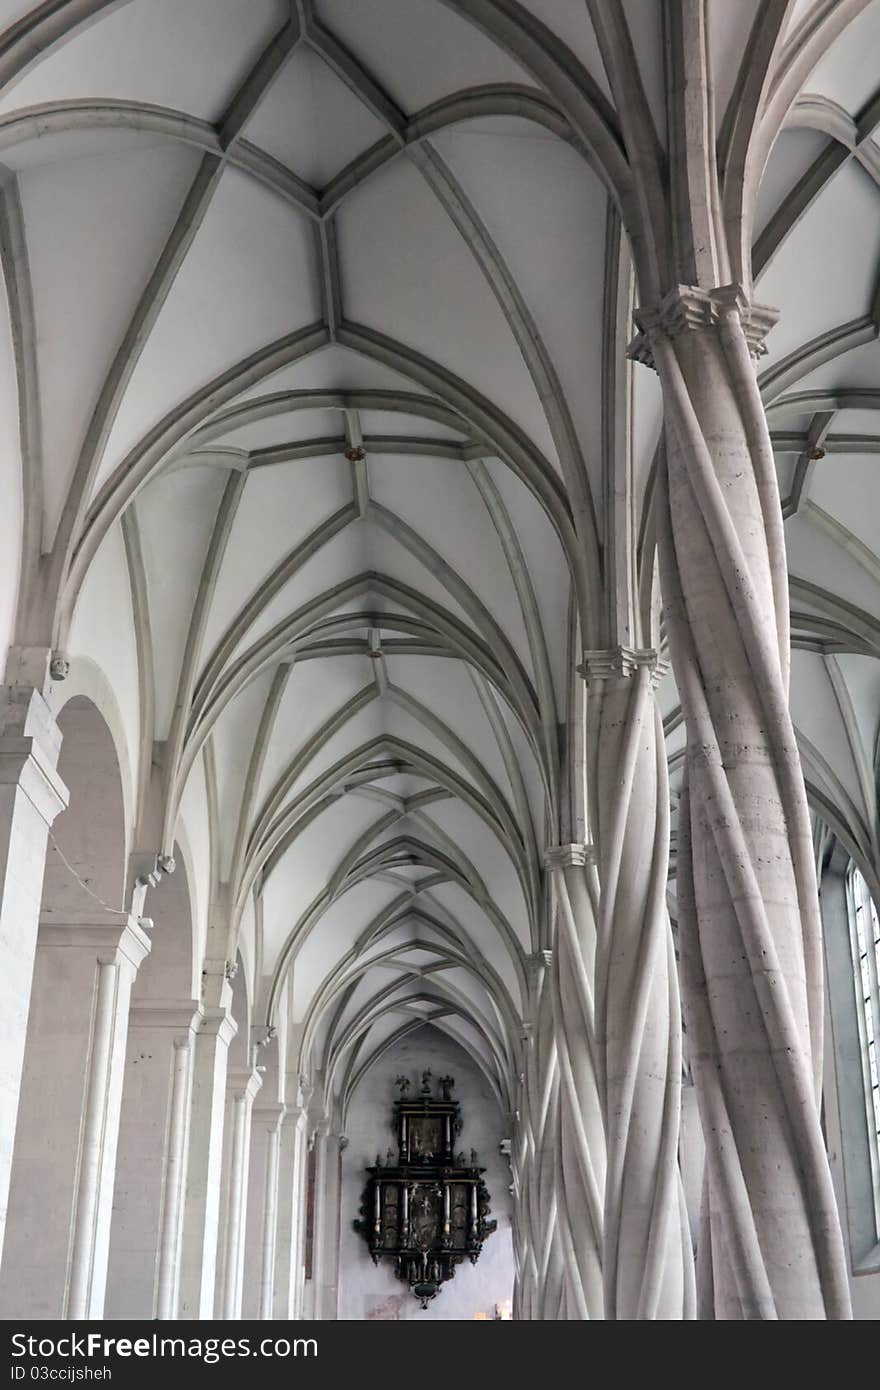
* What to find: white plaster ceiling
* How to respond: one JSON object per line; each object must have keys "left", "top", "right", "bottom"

{"left": 0, "top": 0, "right": 878, "bottom": 1110}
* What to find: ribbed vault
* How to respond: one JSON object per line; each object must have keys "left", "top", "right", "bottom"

{"left": 0, "top": 0, "right": 878, "bottom": 1314}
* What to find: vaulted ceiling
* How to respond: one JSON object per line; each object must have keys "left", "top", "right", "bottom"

{"left": 0, "top": 0, "right": 878, "bottom": 1117}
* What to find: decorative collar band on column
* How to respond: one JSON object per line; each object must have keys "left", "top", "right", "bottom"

{"left": 578, "top": 646, "right": 667, "bottom": 685}
{"left": 543, "top": 843, "right": 595, "bottom": 870}
{"left": 627, "top": 283, "right": 779, "bottom": 370}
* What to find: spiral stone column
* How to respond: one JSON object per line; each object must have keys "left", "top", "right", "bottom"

{"left": 634, "top": 283, "right": 851, "bottom": 1318}
{"left": 509, "top": 1097, "right": 529, "bottom": 1320}
{"left": 583, "top": 648, "right": 694, "bottom": 1319}
{"left": 544, "top": 844, "right": 605, "bottom": 1319}
{"left": 510, "top": 999, "right": 540, "bottom": 1317}
{"left": 512, "top": 951, "right": 567, "bottom": 1319}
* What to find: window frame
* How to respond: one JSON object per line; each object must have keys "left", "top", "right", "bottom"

{"left": 845, "top": 863, "right": 880, "bottom": 1237}
{"left": 820, "top": 850, "right": 880, "bottom": 1276}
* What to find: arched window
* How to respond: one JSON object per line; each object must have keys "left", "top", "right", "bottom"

{"left": 846, "top": 864, "right": 880, "bottom": 1236}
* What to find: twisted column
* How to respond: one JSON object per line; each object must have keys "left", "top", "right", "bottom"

{"left": 509, "top": 1105, "right": 529, "bottom": 1320}
{"left": 512, "top": 952, "right": 568, "bottom": 1319}
{"left": 638, "top": 283, "right": 851, "bottom": 1318}
{"left": 584, "top": 648, "right": 694, "bottom": 1319}
{"left": 545, "top": 844, "right": 605, "bottom": 1319}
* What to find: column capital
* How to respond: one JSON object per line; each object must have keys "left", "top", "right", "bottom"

{"left": 544, "top": 842, "right": 596, "bottom": 870}
{"left": 37, "top": 913, "right": 151, "bottom": 971}
{"left": 0, "top": 740, "right": 68, "bottom": 824}
{"left": 252, "top": 1100, "right": 286, "bottom": 1132}
{"left": 196, "top": 1002, "right": 237, "bottom": 1047}
{"left": 627, "top": 282, "right": 779, "bottom": 369}
{"left": 578, "top": 645, "right": 667, "bottom": 686}
{"left": 228, "top": 1066, "right": 263, "bottom": 1105}
{"left": 201, "top": 957, "right": 234, "bottom": 1011}
{"left": 280, "top": 1103, "right": 308, "bottom": 1134}
{"left": 0, "top": 683, "right": 67, "bottom": 825}
{"left": 525, "top": 949, "right": 552, "bottom": 999}
{"left": 527, "top": 948, "right": 552, "bottom": 968}
{"left": 128, "top": 997, "right": 201, "bottom": 1037}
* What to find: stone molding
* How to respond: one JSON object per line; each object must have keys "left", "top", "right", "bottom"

{"left": 627, "top": 282, "right": 779, "bottom": 369}
{"left": 128, "top": 998, "right": 202, "bottom": 1036}
{"left": 228, "top": 1066, "right": 263, "bottom": 1105}
{"left": 543, "top": 842, "right": 596, "bottom": 870}
{"left": 523, "top": 949, "right": 552, "bottom": 1026}
{"left": 200, "top": 959, "right": 234, "bottom": 1013}
{"left": 578, "top": 645, "right": 667, "bottom": 685}
{"left": 0, "top": 741, "right": 68, "bottom": 825}
{"left": 252, "top": 1100, "right": 286, "bottom": 1133}
{"left": 315, "top": 1116, "right": 331, "bottom": 1137}
{"left": 196, "top": 1002, "right": 237, "bottom": 1047}
{"left": 37, "top": 914, "right": 151, "bottom": 972}
{"left": 526, "top": 948, "right": 552, "bottom": 972}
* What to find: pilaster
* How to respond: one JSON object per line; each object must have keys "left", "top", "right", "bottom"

{"left": 0, "top": 913, "right": 151, "bottom": 1319}
{"left": 219, "top": 1066, "right": 263, "bottom": 1320}
{"left": 177, "top": 970, "right": 236, "bottom": 1320}
{"left": 272, "top": 1098, "right": 307, "bottom": 1319}
{"left": 105, "top": 1000, "right": 201, "bottom": 1318}
{"left": 243, "top": 1099, "right": 285, "bottom": 1320}
{"left": 0, "top": 685, "right": 67, "bottom": 1264}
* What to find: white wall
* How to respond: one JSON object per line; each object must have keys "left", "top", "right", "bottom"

{"left": 337, "top": 1027, "right": 514, "bottom": 1321}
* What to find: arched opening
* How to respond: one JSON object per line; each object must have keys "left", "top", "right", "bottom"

{"left": 42, "top": 695, "right": 126, "bottom": 916}
{"left": 0, "top": 696, "right": 143, "bottom": 1320}
{"left": 337, "top": 1025, "right": 514, "bottom": 1321}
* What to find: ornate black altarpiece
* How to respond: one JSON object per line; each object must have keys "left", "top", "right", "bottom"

{"left": 353, "top": 1071, "right": 497, "bottom": 1308}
